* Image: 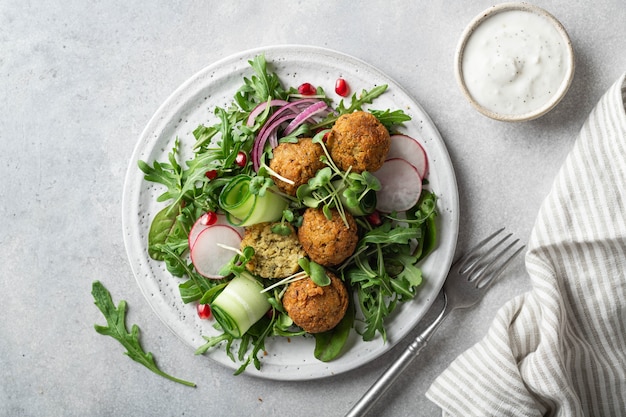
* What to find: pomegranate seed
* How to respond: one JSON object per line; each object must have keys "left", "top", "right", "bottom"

{"left": 335, "top": 78, "right": 349, "bottom": 97}
{"left": 297, "top": 82, "right": 317, "bottom": 96}
{"left": 200, "top": 211, "right": 218, "bottom": 226}
{"left": 235, "top": 151, "right": 247, "bottom": 167}
{"left": 205, "top": 169, "right": 218, "bottom": 180}
{"left": 196, "top": 303, "right": 212, "bottom": 320}
{"left": 366, "top": 211, "right": 382, "bottom": 226}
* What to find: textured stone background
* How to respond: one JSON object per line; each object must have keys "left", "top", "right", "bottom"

{"left": 1, "top": 1, "right": 624, "bottom": 416}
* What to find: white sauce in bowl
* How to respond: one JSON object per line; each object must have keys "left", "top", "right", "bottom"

{"left": 458, "top": 5, "right": 573, "bottom": 119}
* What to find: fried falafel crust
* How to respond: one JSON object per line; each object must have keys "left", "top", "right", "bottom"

{"left": 282, "top": 272, "right": 349, "bottom": 333}
{"left": 327, "top": 111, "right": 390, "bottom": 173}
{"left": 297, "top": 207, "right": 358, "bottom": 267}
{"left": 269, "top": 137, "right": 325, "bottom": 196}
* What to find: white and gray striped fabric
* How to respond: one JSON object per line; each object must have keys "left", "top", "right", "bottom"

{"left": 426, "top": 72, "right": 626, "bottom": 416}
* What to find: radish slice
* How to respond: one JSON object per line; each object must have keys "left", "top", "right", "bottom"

{"left": 188, "top": 213, "right": 244, "bottom": 250}
{"left": 372, "top": 158, "right": 422, "bottom": 213}
{"left": 387, "top": 134, "right": 429, "bottom": 179}
{"left": 190, "top": 225, "right": 243, "bottom": 279}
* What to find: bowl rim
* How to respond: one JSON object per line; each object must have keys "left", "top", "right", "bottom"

{"left": 454, "top": 2, "right": 575, "bottom": 122}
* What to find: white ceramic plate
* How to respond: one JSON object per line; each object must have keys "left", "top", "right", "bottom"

{"left": 122, "top": 45, "right": 459, "bottom": 380}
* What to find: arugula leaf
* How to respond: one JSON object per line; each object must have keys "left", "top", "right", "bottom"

{"left": 337, "top": 84, "right": 389, "bottom": 114}
{"left": 393, "top": 252, "right": 423, "bottom": 287}
{"left": 192, "top": 124, "right": 219, "bottom": 150}
{"left": 356, "top": 281, "right": 392, "bottom": 342}
{"left": 370, "top": 109, "right": 412, "bottom": 131}
{"left": 91, "top": 281, "right": 196, "bottom": 387}
{"left": 194, "top": 331, "right": 230, "bottom": 355}
{"left": 137, "top": 138, "right": 184, "bottom": 203}
{"left": 343, "top": 191, "right": 437, "bottom": 341}
{"left": 178, "top": 279, "right": 204, "bottom": 303}
{"left": 359, "top": 223, "right": 421, "bottom": 245}
{"left": 312, "top": 85, "right": 390, "bottom": 129}
{"left": 235, "top": 54, "right": 287, "bottom": 109}
{"left": 195, "top": 315, "right": 275, "bottom": 376}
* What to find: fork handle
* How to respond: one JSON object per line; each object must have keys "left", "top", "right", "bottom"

{"left": 345, "top": 336, "right": 429, "bottom": 417}
{"left": 345, "top": 299, "right": 450, "bottom": 417}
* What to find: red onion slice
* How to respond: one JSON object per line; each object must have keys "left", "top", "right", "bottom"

{"left": 283, "top": 101, "right": 328, "bottom": 136}
{"left": 246, "top": 99, "right": 289, "bottom": 127}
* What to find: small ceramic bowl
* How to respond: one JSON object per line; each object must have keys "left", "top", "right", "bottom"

{"left": 455, "top": 2, "right": 575, "bottom": 122}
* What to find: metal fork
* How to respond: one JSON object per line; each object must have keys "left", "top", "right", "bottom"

{"left": 345, "top": 228, "right": 525, "bottom": 417}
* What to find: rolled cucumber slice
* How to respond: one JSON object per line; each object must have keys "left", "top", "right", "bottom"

{"left": 211, "top": 272, "right": 271, "bottom": 338}
{"left": 219, "top": 175, "right": 287, "bottom": 226}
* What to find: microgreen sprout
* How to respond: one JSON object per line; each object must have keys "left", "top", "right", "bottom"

{"left": 248, "top": 175, "right": 274, "bottom": 196}
{"left": 215, "top": 243, "right": 245, "bottom": 256}
{"left": 295, "top": 130, "right": 380, "bottom": 227}
{"left": 298, "top": 257, "right": 331, "bottom": 286}
{"left": 270, "top": 209, "right": 300, "bottom": 236}
{"left": 258, "top": 163, "right": 295, "bottom": 186}
{"left": 260, "top": 270, "right": 308, "bottom": 294}
{"left": 259, "top": 257, "right": 330, "bottom": 295}
{"left": 218, "top": 246, "right": 255, "bottom": 276}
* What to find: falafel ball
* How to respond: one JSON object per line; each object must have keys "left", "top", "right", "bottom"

{"left": 282, "top": 271, "right": 349, "bottom": 333}
{"left": 297, "top": 207, "right": 358, "bottom": 267}
{"left": 240, "top": 222, "right": 306, "bottom": 279}
{"left": 269, "top": 137, "right": 325, "bottom": 196}
{"left": 327, "top": 111, "right": 390, "bottom": 173}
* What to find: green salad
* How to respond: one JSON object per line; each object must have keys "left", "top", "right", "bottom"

{"left": 138, "top": 54, "right": 438, "bottom": 375}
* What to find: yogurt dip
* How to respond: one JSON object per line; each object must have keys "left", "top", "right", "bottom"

{"left": 456, "top": 3, "right": 574, "bottom": 121}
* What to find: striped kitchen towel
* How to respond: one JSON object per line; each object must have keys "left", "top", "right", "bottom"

{"left": 426, "top": 72, "right": 626, "bottom": 416}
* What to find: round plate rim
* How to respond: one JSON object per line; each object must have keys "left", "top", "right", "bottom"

{"left": 122, "top": 44, "right": 459, "bottom": 381}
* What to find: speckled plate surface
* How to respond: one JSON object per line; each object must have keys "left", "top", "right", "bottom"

{"left": 122, "top": 45, "right": 459, "bottom": 380}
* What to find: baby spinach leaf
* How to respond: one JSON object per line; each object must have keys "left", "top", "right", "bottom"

{"left": 314, "top": 299, "right": 355, "bottom": 362}
{"left": 147, "top": 204, "right": 180, "bottom": 260}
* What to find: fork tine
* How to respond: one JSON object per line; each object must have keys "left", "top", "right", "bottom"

{"left": 455, "top": 227, "right": 506, "bottom": 272}
{"left": 461, "top": 233, "right": 513, "bottom": 272}
{"left": 475, "top": 240, "right": 525, "bottom": 288}
{"left": 464, "top": 232, "right": 514, "bottom": 276}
